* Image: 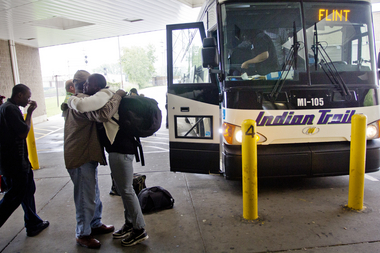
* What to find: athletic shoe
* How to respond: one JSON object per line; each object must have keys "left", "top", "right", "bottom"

{"left": 26, "top": 221, "right": 50, "bottom": 237}
{"left": 109, "top": 189, "right": 120, "bottom": 196}
{"left": 121, "top": 228, "right": 149, "bottom": 246}
{"left": 113, "top": 223, "right": 133, "bottom": 239}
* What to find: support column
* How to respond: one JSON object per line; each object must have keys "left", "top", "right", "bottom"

{"left": 8, "top": 40, "right": 20, "bottom": 85}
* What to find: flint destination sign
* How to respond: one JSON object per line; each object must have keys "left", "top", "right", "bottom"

{"left": 318, "top": 9, "right": 351, "bottom": 21}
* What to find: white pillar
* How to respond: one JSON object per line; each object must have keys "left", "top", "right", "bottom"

{"left": 8, "top": 40, "right": 20, "bottom": 85}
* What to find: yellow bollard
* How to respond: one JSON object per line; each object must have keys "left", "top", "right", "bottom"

{"left": 348, "top": 114, "right": 367, "bottom": 210}
{"left": 25, "top": 115, "right": 40, "bottom": 170}
{"left": 241, "top": 119, "right": 258, "bottom": 220}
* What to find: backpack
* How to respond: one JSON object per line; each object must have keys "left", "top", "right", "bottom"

{"left": 117, "top": 95, "right": 162, "bottom": 138}
{"left": 137, "top": 186, "right": 174, "bottom": 213}
{"left": 112, "top": 95, "right": 162, "bottom": 166}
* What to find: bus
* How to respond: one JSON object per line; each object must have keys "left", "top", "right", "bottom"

{"left": 166, "top": 0, "right": 380, "bottom": 179}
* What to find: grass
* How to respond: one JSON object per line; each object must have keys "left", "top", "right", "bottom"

{"left": 45, "top": 96, "right": 65, "bottom": 118}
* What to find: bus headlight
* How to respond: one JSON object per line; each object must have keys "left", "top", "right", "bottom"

{"left": 223, "top": 122, "right": 267, "bottom": 144}
{"left": 367, "top": 120, "right": 380, "bottom": 140}
{"left": 235, "top": 129, "right": 242, "bottom": 143}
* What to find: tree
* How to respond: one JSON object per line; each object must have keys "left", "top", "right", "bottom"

{"left": 120, "top": 44, "right": 156, "bottom": 89}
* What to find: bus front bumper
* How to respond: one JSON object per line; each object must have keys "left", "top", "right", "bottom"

{"left": 223, "top": 139, "right": 380, "bottom": 180}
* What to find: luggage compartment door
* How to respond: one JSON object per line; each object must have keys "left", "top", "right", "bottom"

{"left": 167, "top": 22, "right": 220, "bottom": 174}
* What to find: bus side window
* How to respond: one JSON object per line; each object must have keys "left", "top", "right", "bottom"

{"left": 172, "top": 28, "right": 210, "bottom": 84}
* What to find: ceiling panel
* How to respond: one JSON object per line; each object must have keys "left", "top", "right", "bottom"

{"left": 0, "top": 0, "right": 204, "bottom": 48}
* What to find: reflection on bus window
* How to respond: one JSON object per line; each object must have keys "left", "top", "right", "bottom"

{"left": 172, "top": 29, "right": 210, "bottom": 84}
{"left": 175, "top": 116, "right": 213, "bottom": 139}
{"left": 222, "top": 2, "right": 305, "bottom": 82}
{"left": 304, "top": 2, "right": 376, "bottom": 85}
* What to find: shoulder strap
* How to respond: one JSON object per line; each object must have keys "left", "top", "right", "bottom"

{"left": 112, "top": 116, "right": 145, "bottom": 166}
{"left": 133, "top": 137, "right": 145, "bottom": 166}
{"left": 111, "top": 116, "right": 119, "bottom": 124}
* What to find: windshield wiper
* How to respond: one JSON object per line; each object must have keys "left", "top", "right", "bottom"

{"left": 311, "top": 23, "right": 355, "bottom": 101}
{"left": 312, "top": 23, "right": 318, "bottom": 71}
{"left": 269, "top": 22, "right": 300, "bottom": 101}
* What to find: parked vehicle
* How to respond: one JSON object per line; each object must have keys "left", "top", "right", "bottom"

{"left": 166, "top": 0, "right": 380, "bottom": 179}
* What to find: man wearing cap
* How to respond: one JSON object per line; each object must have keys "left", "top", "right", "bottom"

{"left": 64, "top": 70, "right": 126, "bottom": 249}
{"left": 67, "top": 74, "right": 149, "bottom": 247}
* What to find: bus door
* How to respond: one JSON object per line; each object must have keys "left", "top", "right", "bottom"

{"left": 167, "top": 22, "right": 220, "bottom": 174}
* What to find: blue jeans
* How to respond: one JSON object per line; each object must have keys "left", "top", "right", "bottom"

{"left": 0, "top": 169, "right": 43, "bottom": 230}
{"left": 109, "top": 153, "right": 145, "bottom": 229}
{"left": 67, "top": 161, "right": 103, "bottom": 237}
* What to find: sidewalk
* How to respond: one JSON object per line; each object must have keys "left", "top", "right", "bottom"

{"left": 1, "top": 115, "right": 380, "bottom": 252}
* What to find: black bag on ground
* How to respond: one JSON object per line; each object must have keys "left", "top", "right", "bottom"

{"left": 137, "top": 186, "right": 174, "bottom": 213}
{"left": 117, "top": 95, "right": 162, "bottom": 138}
{"left": 133, "top": 173, "right": 146, "bottom": 195}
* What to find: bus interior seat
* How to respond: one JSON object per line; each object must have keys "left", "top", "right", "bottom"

{"left": 320, "top": 61, "right": 371, "bottom": 72}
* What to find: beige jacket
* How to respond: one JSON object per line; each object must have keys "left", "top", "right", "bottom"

{"left": 67, "top": 88, "right": 119, "bottom": 144}
{"left": 64, "top": 92, "right": 122, "bottom": 170}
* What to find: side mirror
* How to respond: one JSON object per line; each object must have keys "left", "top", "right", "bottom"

{"left": 202, "top": 37, "right": 219, "bottom": 68}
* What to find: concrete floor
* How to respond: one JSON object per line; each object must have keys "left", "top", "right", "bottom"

{"left": 1, "top": 115, "right": 380, "bottom": 253}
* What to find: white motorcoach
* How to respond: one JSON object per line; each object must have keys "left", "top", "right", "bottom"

{"left": 166, "top": 0, "right": 380, "bottom": 179}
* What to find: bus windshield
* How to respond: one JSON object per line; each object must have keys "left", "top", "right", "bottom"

{"left": 304, "top": 2, "right": 376, "bottom": 85}
{"left": 222, "top": 1, "right": 377, "bottom": 87}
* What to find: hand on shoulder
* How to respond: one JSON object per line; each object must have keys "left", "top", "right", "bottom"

{"left": 115, "top": 89, "right": 126, "bottom": 97}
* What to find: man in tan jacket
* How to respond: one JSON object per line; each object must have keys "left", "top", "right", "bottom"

{"left": 64, "top": 70, "right": 126, "bottom": 249}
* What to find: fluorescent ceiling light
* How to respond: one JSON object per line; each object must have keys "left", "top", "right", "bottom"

{"left": 123, "top": 18, "right": 144, "bottom": 23}
{"left": 27, "top": 17, "right": 94, "bottom": 30}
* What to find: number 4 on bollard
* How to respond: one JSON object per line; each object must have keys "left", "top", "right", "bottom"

{"left": 245, "top": 125, "right": 255, "bottom": 138}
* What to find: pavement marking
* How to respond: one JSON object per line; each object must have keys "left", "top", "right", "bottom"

{"left": 141, "top": 140, "right": 169, "bottom": 145}
{"left": 144, "top": 150, "right": 169, "bottom": 154}
{"left": 155, "top": 132, "right": 169, "bottom": 136}
{"left": 37, "top": 148, "right": 63, "bottom": 153}
{"left": 35, "top": 127, "right": 64, "bottom": 140}
{"left": 34, "top": 127, "right": 61, "bottom": 131}
{"left": 145, "top": 136, "right": 169, "bottom": 140}
{"left": 365, "top": 174, "right": 379, "bottom": 181}
{"left": 144, "top": 146, "right": 169, "bottom": 152}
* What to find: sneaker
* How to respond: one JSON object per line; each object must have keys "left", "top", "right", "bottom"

{"left": 26, "top": 221, "right": 50, "bottom": 237}
{"left": 113, "top": 223, "right": 133, "bottom": 239}
{"left": 121, "top": 228, "right": 148, "bottom": 246}
{"left": 109, "top": 189, "right": 120, "bottom": 196}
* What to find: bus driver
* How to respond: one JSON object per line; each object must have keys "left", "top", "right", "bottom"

{"left": 240, "top": 29, "right": 279, "bottom": 75}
